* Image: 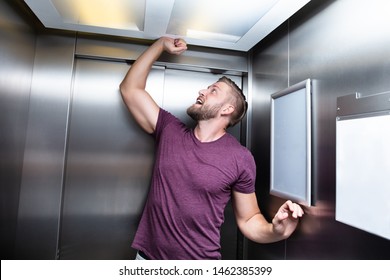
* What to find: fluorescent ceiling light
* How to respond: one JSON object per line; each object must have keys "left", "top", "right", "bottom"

{"left": 51, "top": 0, "right": 144, "bottom": 31}
{"left": 168, "top": 0, "right": 279, "bottom": 42}
{"left": 23, "top": 0, "right": 311, "bottom": 51}
{"left": 186, "top": 29, "right": 240, "bottom": 43}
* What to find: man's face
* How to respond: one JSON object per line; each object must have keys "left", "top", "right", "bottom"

{"left": 186, "top": 82, "right": 230, "bottom": 121}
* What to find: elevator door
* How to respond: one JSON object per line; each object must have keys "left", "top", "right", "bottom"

{"left": 59, "top": 58, "right": 242, "bottom": 259}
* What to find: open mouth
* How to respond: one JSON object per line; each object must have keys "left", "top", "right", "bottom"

{"left": 196, "top": 98, "right": 204, "bottom": 105}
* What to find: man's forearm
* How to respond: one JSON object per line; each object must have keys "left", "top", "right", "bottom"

{"left": 120, "top": 38, "right": 164, "bottom": 92}
{"left": 241, "top": 213, "right": 285, "bottom": 244}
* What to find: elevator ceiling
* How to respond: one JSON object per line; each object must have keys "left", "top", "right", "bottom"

{"left": 23, "top": 0, "right": 310, "bottom": 51}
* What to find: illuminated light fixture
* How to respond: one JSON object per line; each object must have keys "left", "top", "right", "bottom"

{"left": 168, "top": 0, "right": 279, "bottom": 41}
{"left": 23, "top": 0, "right": 311, "bottom": 51}
{"left": 51, "top": 0, "right": 144, "bottom": 31}
{"left": 186, "top": 29, "right": 240, "bottom": 43}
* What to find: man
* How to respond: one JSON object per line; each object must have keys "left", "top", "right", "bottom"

{"left": 120, "top": 37, "right": 304, "bottom": 260}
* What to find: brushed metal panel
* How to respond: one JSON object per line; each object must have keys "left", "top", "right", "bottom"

{"left": 0, "top": 0, "right": 36, "bottom": 259}
{"left": 59, "top": 62, "right": 244, "bottom": 259}
{"left": 288, "top": 0, "right": 390, "bottom": 259}
{"left": 15, "top": 34, "right": 76, "bottom": 259}
{"left": 58, "top": 59, "right": 163, "bottom": 259}
{"left": 337, "top": 91, "right": 390, "bottom": 117}
{"left": 75, "top": 36, "right": 248, "bottom": 73}
{"left": 250, "top": 0, "right": 390, "bottom": 259}
{"left": 247, "top": 22, "right": 289, "bottom": 260}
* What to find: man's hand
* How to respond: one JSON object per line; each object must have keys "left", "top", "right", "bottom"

{"left": 161, "top": 37, "right": 187, "bottom": 55}
{"left": 272, "top": 200, "right": 304, "bottom": 238}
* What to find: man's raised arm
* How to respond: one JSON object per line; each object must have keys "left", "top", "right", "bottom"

{"left": 119, "top": 37, "right": 187, "bottom": 133}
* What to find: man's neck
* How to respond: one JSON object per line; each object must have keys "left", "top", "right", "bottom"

{"left": 194, "top": 121, "right": 226, "bottom": 143}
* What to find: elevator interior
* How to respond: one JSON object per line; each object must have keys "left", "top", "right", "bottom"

{"left": 1, "top": 0, "right": 390, "bottom": 260}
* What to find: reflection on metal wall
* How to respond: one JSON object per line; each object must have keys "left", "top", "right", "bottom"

{"left": 59, "top": 59, "right": 243, "bottom": 259}
{"left": 15, "top": 34, "right": 76, "bottom": 259}
{"left": 59, "top": 59, "right": 163, "bottom": 259}
{"left": 11, "top": 29, "right": 247, "bottom": 259}
{"left": 0, "top": 0, "right": 36, "bottom": 259}
{"left": 249, "top": 0, "right": 390, "bottom": 259}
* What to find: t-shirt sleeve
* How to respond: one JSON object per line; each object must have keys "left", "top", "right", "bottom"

{"left": 232, "top": 151, "right": 256, "bottom": 194}
{"left": 152, "top": 109, "right": 182, "bottom": 142}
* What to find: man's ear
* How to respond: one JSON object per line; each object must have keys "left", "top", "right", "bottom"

{"left": 221, "top": 104, "right": 235, "bottom": 116}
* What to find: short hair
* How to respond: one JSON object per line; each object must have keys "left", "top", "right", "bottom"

{"left": 218, "top": 76, "right": 248, "bottom": 127}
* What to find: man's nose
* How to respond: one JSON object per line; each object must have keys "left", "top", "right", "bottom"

{"left": 199, "top": 89, "right": 207, "bottom": 96}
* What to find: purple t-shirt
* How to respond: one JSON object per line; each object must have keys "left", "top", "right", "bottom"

{"left": 132, "top": 109, "right": 256, "bottom": 259}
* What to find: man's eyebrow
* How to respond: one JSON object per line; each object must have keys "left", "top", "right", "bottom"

{"left": 208, "top": 84, "right": 220, "bottom": 90}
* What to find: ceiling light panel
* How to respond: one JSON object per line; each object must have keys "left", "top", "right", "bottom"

{"left": 51, "top": 0, "right": 144, "bottom": 31}
{"left": 24, "top": 0, "right": 311, "bottom": 51}
{"left": 167, "top": 0, "right": 279, "bottom": 43}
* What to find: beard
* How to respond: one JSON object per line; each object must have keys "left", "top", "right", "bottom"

{"left": 186, "top": 103, "right": 223, "bottom": 121}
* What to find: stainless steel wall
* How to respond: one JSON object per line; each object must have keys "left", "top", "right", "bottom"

{"left": 249, "top": 0, "right": 390, "bottom": 259}
{"left": 58, "top": 60, "right": 163, "bottom": 259}
{"left": 8, "top": 0, "right": 389, "bottom": 261}
{"left": 8, "top": 26, "right": 248, "bottom": 259}
{"left": 15, "top": 34, "right": 76, "bottom": 259}
{"left": 57, "top": 58, "right": 243, "bottom": 259}
{"left": 0, "top": 0, "right": 36, "bottom": 259}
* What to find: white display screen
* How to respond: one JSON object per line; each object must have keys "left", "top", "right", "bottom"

{"left": 270, "top": 79, "right": 311, "bottom": 206}
{"left": 336, "top": 113, "right": 390, "bottom": 240}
